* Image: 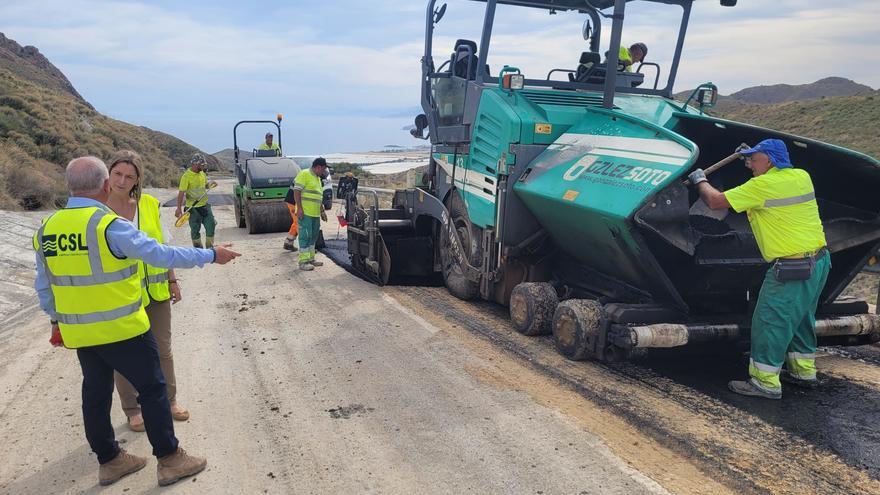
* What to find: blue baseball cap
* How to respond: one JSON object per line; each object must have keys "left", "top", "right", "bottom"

{"left": 739, "top": 139, "right": 792, "bottom": 169}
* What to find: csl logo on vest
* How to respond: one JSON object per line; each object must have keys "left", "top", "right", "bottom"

{"left": 41, "top": 233, "right": 88, "bottom": 257}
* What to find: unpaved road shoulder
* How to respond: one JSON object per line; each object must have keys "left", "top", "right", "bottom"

{"left": 1, "top": 199, "right": 677, "bottom": 494}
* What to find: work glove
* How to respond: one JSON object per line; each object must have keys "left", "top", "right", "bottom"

{"left": 687, "top": 168, "right": 707, "bottom": 185}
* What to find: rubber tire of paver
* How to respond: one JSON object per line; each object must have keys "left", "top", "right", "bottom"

{"left": 440, "top": 191, "right": 481, "bottom": 301}
{"left": 552, "top": 299, "right": 604, "bottom": 361}
{"left": 509, "top": 282, "right": 559, "bottom": 336}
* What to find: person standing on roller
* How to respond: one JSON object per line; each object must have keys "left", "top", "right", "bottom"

{"left": 688, "top": 139, "right": 829, "bottom": 400}
{"left": 257, "top": 132, "right": 281, "bottom": 156}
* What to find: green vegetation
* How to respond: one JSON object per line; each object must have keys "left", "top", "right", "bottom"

{"left": 709, "top": 92, "right": 880, "bottom": 159}
{"left": 0, "top": 67, "right": 218, "bottom": 210}
{"left": 328, "top": 161, "right": 372, "bottom": 178}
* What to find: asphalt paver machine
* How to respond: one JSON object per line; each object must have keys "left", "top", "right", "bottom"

{"left": 233, "top": 115, "right": 303, "bottom": 234}
{"left": 346, "top": 0, "right": 880, "bottom": 361}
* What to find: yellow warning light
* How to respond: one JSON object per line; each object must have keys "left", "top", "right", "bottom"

{"left": 277, "top": 114, "right": 283, "bottom": 122}
{"left": 563, "top": 189, "right": 579, "bottom": 201}
{"left": 869, "top": 256, "right": 878, "bottom": 266}
{"left": 535, "top": 123, "right": 552, "bottom": 135}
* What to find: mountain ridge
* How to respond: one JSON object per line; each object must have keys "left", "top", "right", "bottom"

{"left": 728, "top": 77, "right": 873, "bottom": 105}
{"left": 0, "top": 32, "right": 220, "bottom": 210}
{"left": 0, "top": 33, "right": 89, "bottom": 106}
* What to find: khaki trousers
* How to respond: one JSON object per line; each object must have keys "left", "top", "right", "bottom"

{"left": 114, "top": 299, "right": 176, "bottom": 418}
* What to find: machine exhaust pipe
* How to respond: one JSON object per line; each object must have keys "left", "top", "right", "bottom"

{"left": 624, "top": 314, "right": 880, "bottom": 349}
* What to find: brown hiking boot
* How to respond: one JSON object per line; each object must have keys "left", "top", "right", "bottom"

{"left": 157, "top": 448, "right": 207, "bottom": 486}
{"left": 98, "top": 449, "right": 147, "bottom": 486}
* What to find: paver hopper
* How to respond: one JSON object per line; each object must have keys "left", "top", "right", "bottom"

{"left": 346, "top": 0, "right": 880, "bottom": 361}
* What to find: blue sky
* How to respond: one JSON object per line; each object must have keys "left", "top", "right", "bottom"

{"left": 1, "top": 0, "right": 877, "bottom": 154}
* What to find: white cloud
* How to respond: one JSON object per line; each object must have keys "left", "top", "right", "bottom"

{"left": 0, "top": 0, "right": 875, "bottom": 153}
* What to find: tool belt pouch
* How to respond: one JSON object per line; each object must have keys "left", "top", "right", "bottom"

{"left": 773, "top": 257, "right": 814, "bottom": 282}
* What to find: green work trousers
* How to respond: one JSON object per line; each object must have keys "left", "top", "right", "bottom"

{"left": 188, "top": 204, "right": 216, "bottom": 245}
{"left": 298, "top": 215, "right": 320, "bottom": 264}
{"left": 749, "top": 251, "right": 831, "bottom": 391}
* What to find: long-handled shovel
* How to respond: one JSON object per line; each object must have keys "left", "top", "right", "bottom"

{"left": 682, "top": 144, "right": 748, "bottom": 186}
{"left": 175, "top": 182, "right": 218, "bottom": 228}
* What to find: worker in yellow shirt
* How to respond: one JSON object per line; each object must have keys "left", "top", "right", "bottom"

{"left": 175, "top": 154, "right": 218, "bottom": 248}
{"left": 257, "top": 132, "right": 281, "bottom": 156}
{"left": 293, "top": 158, "right": 328, "bottom": 270}
{"left": 618, "top": 42, "right": 647, "bottom": 72}
{"left": 688, "top": 139, "right": 829, "bottom": 399}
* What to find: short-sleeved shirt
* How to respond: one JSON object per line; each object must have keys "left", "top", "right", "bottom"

{"left": 293, "top": 169, "right": 323, "bottom": 217}
{"left": 178, "top": 169, "right": 208, "bottom": 208}
{"left": 618, "top": 46, "right": 633, "bottom": 72}
{"left": 724, "top": 167, "right": 826, "bottom": 261}
{"left": 258, "top": 142, "right": 281, "bottom": 156}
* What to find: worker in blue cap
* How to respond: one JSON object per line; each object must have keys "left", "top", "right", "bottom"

{"left": 687, "top": 139, "right": 829, "bottom": 399}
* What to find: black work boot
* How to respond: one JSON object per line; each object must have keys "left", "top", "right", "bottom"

{"left": 780, "top": 370, "right": 819, "bottom": 389}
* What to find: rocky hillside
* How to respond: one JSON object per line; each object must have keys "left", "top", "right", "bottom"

{"left": 0, "top": 33, "right": 88, "bottom": 105}
{"left": 0, "top": 33, "right": 220, "bottom": 210}
{"left": 212, "top": 148, "right": 252, "bottom": 171}
{"left": 711, "top": 91, "right": 880, "bottom": 159}
{"left": 677, "top": 78, "right": 879, "bottom": 159}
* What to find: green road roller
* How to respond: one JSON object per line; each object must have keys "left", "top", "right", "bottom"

{"left": 232, "top": 115, "right": 303, "bottom": 234}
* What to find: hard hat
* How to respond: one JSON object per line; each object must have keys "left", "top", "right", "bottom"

{"left": 190, "top": 153, "right": 206, "bottom": 165}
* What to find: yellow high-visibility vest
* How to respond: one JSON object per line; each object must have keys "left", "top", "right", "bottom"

{"left": 137, "top": 194, "right": 171, "bottom": 302}
{"left": 294, "top": 169, "right": 324, "bottom": 217}
{"left": 33, "top": 206, "right": 149, "bottom": 348}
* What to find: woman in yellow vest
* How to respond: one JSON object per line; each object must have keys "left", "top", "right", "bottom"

{"left": 105, "top": 150, "right": 190, "bottom": 430}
